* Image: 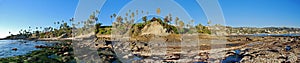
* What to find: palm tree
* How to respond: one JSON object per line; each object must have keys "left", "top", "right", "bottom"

{"left": 156, "top": 8, "right": 161, "bottom": 15}
{"left": 175, "top": 17, "right": 179, "bottom": 26}
{"left": 96, "top": 10, "right": 100, "bottom": 14}
{"left": 191, "top": 20, "right": 194, "bottom": 26}
{"left": 142, "top": 16, "right": 147, "bottom": 23}
{"left": 69, "top": 18, "right": 74, "bottom": 22}
{"left": 116, "top": 16, "right": 123, "bottom": 23}
{"left": 146, "top": 11, "right": 149, "bottom": 15}
{"left": 136, "top": 10, "right": 138, "bottom": 15}
{"left": 113, "top": 13, "right": 117, "bottom": 18}
{"left": 28, "top": 26, "right": 31, "bottom": 32}
{"left": 168, "top": 13, "right": 172, "bottom": 22}
{"left": 207, "top": 20, "right": 211, "bottom": 26}
{"left": 131, "top": 12, "right": 135, "bottom": 19}
{"left": 164, "top": 16, "right": 169, "bottom": 23}
{"left": 124, "top": 17, "right": 128, "bottom": 22}
{"left": 57, "top": 21, "right": 60, "bottom": 25}
{"left": 179, "top": 21, "right": 184, "bottom": 28}
{"left": 179, "top": 21, "right": 185, "bottom": 33}
{"left": 77, "top": 22, "right": 80, "bottom": 25}
{"left": 110, "top": 15, "right": 113, "bottom": 19}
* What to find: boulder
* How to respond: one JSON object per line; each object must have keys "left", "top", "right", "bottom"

{"left": 12, "top": 48, "right": 18, "bottom": 51}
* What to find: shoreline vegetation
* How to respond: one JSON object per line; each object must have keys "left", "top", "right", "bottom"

{"left": 1, "top": 9, "right": 300, "bottom": 62}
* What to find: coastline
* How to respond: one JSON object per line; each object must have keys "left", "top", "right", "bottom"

{"left": 1, "top": 33, "right": 300, "bottom": 62}
{"left": 0, "top": 38, "right": 75, "bottom": 62}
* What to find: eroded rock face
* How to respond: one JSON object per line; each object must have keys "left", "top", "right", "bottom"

{"left": 141, "top": 21, "right": 169, "bottom": 36}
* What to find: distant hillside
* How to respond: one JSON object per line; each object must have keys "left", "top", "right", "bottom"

{"left": 128, "top": 17, "right": 178, "bottom": 37}
{"left": 141, "top": 19, "right": 169, "bottom": 36}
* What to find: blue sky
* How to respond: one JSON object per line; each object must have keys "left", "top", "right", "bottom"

{"left": 0, "top": 0, "right": 300, "bottom": 38}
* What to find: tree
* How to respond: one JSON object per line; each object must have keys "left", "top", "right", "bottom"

{"left": 168, "top": 13, "right": 172, "bottom": 22}
{"left": 90, "top": 12, "right": 98, "bottom": 21}
{"left": 69, "top": 18, "right": 74, "bottom": 22}
{"left": 146, "top": 11, "right": 149, "bottom": 15}
{"left": 156, "top": 8, "right": 161, "bottom": 15}
{"left": 28, "top": 26, "right": 31, "bottom": 32}
{"left": 19, "top": 30, "right": 22, "bottom": 34}
{"left": 116, "top": 16, "right": 123, "bottom": 23}
{"left": 164, "top": 16, "right": 170, "bottom": 23}
{"left": 61, "top": 22, "right": 69, "bottom": 29}
{"left": 124, "top": 17, "right": 128, "bottom": 22}
{"left": 136, "top": 10, "right": 138, "bottom": 15}
{"left": 188, "top": 20, "right": 194, "bottom": 28}
{"left": 175, "top": 17, "right": 179, "bottom": 26}
{"left": 207, "top": 20, "right": 211, "bottom": 26}
{"left": 95, "top": 23, "right": 102, "bottom": 33}
{"left": 113, "top": 13, "right": 117, "bottom": 18}
{"left": 110, "top": 15, "right": 113, "bottom": 19}
{"left": 179, "top": 21, "right": 184, "bottom": 28}
{"left": 131, "top": 12, "right": 135, "bottom": 19}
{"left": 178, "top": 20, "right": 185, "bottom": 33}
{"left": 142, "top": 16, "right": 147, "bottom": 23}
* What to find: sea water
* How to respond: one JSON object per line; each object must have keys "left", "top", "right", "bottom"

{"left": 0, "top": 40, "right": 55, "bottom": 58}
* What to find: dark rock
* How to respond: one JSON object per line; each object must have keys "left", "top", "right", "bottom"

{"left": 268, "top": 49, "right": 279, "bottom": 53}
{"left": 246, "top": 37, "right": 252, "bottom": 41}
{"left": 12, "top": 48, "right": 18, "bottom": 51}
{"left": 35, "top": 45, "right": 48, "bottom": 48}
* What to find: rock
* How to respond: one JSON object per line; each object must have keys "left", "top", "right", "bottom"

{"left": 12, "top": 48, "right": 18, "bottom": 51}
{"left": 35, "top": 45, "right": 48, "bottom": 48}
{"left": 246, "top": 37, "right": 252, "bottom": 41}
{"left": 63, "top": 52, "right": 69, "bottom": 56}
{"left": 132, "top": 46, "right": 139, "bottom": 51}
{"left": 66, "top": 42, "right": 72, "bottom": 45}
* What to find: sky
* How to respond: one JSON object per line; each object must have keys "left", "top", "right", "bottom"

{"left": 0, "top": 0, "right": 300, "bottom": 38}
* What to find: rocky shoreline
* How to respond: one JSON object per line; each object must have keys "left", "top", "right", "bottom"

{"left": 96, "top": 35, "right": 300, "bottom": 63}
{"left": 0, "top": 40, "right": 75, "bottom": 63}
{"left": 1, "top": 34, "right": 299, "bottom": 63}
